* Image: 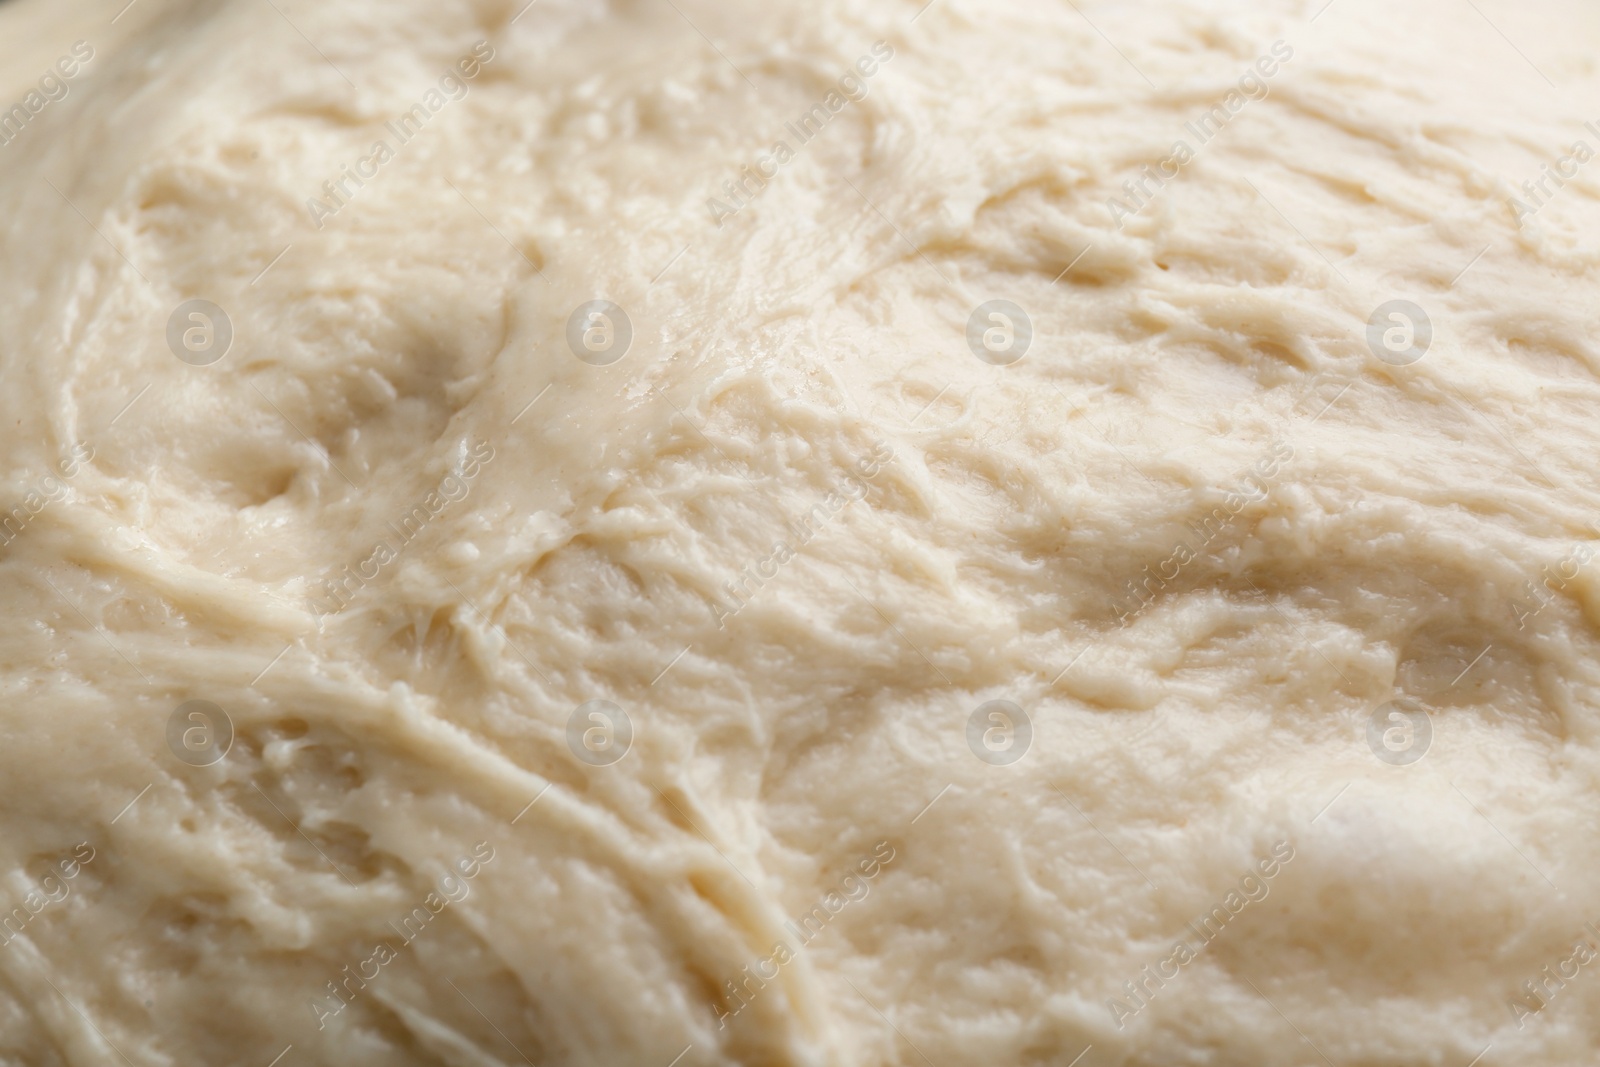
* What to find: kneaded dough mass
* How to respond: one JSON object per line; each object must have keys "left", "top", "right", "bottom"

{"left": 3, "top": 0, "right": 1600, "bottom": 1063}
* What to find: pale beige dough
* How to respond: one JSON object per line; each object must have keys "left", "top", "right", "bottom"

{"left": 2, "top": 0, "right": 1600, "bottom": 1064}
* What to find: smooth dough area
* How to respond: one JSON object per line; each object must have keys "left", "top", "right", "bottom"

{"left": 3, "top": 0, "right": 1600, "bottom": 1063}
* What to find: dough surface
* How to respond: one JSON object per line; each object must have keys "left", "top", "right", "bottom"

{"left": 2, "top": 0, "right": 1600, "bottom": 1064}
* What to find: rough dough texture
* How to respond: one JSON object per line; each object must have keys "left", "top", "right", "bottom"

{"left": 3, "top": 0, "right": 1600, "bottom": 1064}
